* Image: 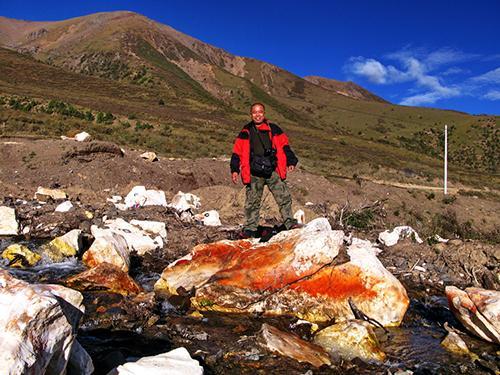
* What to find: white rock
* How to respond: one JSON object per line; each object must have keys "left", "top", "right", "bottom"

{"left": 446, "top": 286, "right": 500, "bottom": 344}
{"left": 269, "top": 218, "right": 343, "bottom": 274}
{"left": 346, "top": 238, "right": 409, "bottom": 326}
{"left": 121, "top": 186, "right": 167, "bottom": 210}
{"left": 0, "top": 206, "right": 18, "bottom": 235}
{"left": 432, "top": 234, "right": 449, "bottom": 243}
{"left": 84, "top": 226, "right": 130, "bottom": 271}
{"left": 42, "top": 229, "right": 82, "bottom": 262}
{"left": 305, "top": 202, "right": 314, "bottom": 207}
{"left": 314, "top": 320, "right": 386, "bottom": 362}
{"left": 294, "top": 209, "right": 305, "bottom": 224}
{"left": 107, "top": 195, "right": 123, "bottom": 204}
{"left": 0, "top": 270, "right": 84, "bottom": 374}
{"left": 378, "top": 226, "right": 423, "bottom": 246}
{"left": 169, "top": 191, "right": 201, "bottom": 213}
{"left": 130, "top": 219, "right": 167, "bottom": 238}
{"left": 74, "top": 131, "right": 91, "bottom": 142}
{"left": 55, "top": 200, "right": 74, "bottom": 212}
{"left": 35, "top": 187, "right": 67, "bottom": 201}
{"left": 258, "top": 323, "right": 331, "bottom": 367}
{"left": 140, "top": 151, "right": 158, "bottom": 162}
{"left": 108, "top": 347, "right": 203, "bottom": 375}
{"left": 193, "top": 210, "right": 222, "bottom": 226}
{"left": 103, "top": 218, "right": 164, "bottom": 255}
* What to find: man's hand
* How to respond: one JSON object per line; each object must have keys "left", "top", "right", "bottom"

{"left": 231, "top": 172, "right": 239, "bottom": 184}
{"left": 287, "top": 165, "right": 296, "bottom": 172}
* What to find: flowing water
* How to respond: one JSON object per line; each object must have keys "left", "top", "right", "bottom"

{"left": 1, "top": 238, "right": 498, "bottom": 374}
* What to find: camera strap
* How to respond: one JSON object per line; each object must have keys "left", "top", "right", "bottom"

{"left": 252, "top": 124, "right": 273, "bottom": 153}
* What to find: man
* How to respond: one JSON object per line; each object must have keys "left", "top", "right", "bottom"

{"left": 230, "top": 103, "right": 301, "bottom": 238}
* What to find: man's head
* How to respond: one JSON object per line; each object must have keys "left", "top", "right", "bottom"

{"left": 250, "top": 103, "right": 265, "bottom": 124}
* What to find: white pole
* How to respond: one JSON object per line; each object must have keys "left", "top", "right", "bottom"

{"left": 444, "top": 124, "right": 448, "bottom": 195}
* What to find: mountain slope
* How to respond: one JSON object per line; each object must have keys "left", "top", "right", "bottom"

{"left": 304, "top": 76, "right": 388, "bottom": 103}
{"left": 0, "top": 12, "right": 498, "bottom": 186}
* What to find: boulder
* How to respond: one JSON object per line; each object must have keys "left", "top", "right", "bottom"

{"left": 155, "top": 218, "right": 342, "bottom": 297}
{"left": 378, "top": 226, "right": 423, "bottom": 246}
{"left": 155, "top": 221, "right": 408, "bottom": 326}
{"left": 35, "top": 187, "right": 68, "bottom": 201}
{"left": 446, "top": 286, "right": 500, "bottom": 344}
{"left": 441, "top": 331, "right": 476, "bottom": 359}
{"left": 313, "top": 320, "right": 386, "bottom": 362}
{"left": 118, "top": 186, "right": 167, "bottom": 210}
{"left": 42, "top": 229, "right": 82, "bottom": 262}
{"left": 102, "top": 218, "right": 164, "bottom": 255}
{"left": 193, "top": 210, "right": 221, "bottom": 226}
{"left": 169, "top": 191, "right": 201, "bottom": 213}
{"left": 65, "top": 262, "right": 142, "bottom": 295}
{"left": 1, "top": 244, "right": 41, "bottom": 268}
{"left": 74, "top": 131, "right": 91, "bottom": 142}
{"left": 140, "top": 151, "right": 158, "bottom": 162}
{"left": 0, "top": 206, "right": 18, "bottom": 235}
{"left": 0, "top": 270, "right": 85, "bottom": 374}
{"left": 55, "top": 200, "right": 74, "bottom": 212}
{"left": 258, "top": 323, "right": 331, "bottom": 368}
{"left": 83, "top": 227, "right": 130, "bottom": 272}
{"left": 108, "top": 347, "right": 203, "bottom": 375}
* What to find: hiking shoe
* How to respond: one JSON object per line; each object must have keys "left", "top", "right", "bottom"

{"left": 236, "top": 229, "right": 257, "bottom": 239}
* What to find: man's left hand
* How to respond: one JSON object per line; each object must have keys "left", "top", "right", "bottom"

{"left": 288, "top": 165, "right": 295, "bottom": 172}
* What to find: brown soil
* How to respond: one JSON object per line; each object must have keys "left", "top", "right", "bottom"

{"left": 1, "top": 136, "right": 499, "bottom": 374}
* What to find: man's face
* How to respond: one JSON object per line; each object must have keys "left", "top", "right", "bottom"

{"left": 250, "top": 105, "right": 265, "bottom": 124}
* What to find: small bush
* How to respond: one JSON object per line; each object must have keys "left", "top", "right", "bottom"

{"left": 442, "top": 195, "right": 456, "bottom": 204}
{"left": 426, "top": 192, "right": 435, "bottom": 200}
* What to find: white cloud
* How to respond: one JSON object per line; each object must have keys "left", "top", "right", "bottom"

{"left": 471, "top": 67, "right": 500, "bottom": 84}
{"left": 348, "top": 57, "right": 389, "bottom": 84}
{"left": 442, "top": 67, "right": 468, "bottom": 76}
{"left": 346, "top": 50, "right": 462, "bottom": 105}
{"left": 483, "top": 90, "right": 500, "bottom": 100}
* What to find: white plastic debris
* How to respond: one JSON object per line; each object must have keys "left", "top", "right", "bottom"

{"left": 109, "top": 347, "right": 203, "bottom": 375}
{"left": 55, "top": 201, "right": 74, "bottom": 213}
{"left": 74, "top": 132, "right": 91, "bottom": 142}
{"left": 293, "top": 209, "right": 305, "bottom": 224}
{"left": 378, "top": 226, "right": 423, "bottom": 247}
{"left": 168, "top": 191, "right": 201, "bottom": 213}
{"left": 118, "top": 186, "right": 167, "bottom": 210}
{"left": 0, "top": 206, "right": 18, "bottom": 235}
{"left": 305, "top": 202, "right": 314, "bottom": 207}
{"left": 194, "top": 210, "right": 222, "bottom": 226}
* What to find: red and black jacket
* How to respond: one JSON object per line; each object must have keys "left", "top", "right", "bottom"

{"left": 230, "top": 120, "right": 298, "bottom": 184}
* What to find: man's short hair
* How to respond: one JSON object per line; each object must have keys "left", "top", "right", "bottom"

{"left": 250, "top": 102, "right": 265, "bottom": 111}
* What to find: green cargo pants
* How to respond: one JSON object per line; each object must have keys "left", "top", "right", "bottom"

{"left": 244, "top": 172, "right": 296, "bottom": 231}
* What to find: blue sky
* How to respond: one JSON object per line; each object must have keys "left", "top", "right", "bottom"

{"left": 1, "top": 0, "right": 499, "bottom": 114}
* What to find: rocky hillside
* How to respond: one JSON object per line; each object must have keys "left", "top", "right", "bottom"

{"left": 0, "top": 12, "right": 498, "bottom": 185}
{"left": 304, "top": 76, "right": 388, "bottom": 103}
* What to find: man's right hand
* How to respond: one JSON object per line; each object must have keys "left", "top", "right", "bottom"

{"left": 231, "top": 172, "right": 239, "bottom": 184}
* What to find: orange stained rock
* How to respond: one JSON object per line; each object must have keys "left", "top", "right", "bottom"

{"left": 290, "top": 263, "right": 377, "bottom": 300}
{"left": 66, "top": 262, "right": 141, "bottom": 295}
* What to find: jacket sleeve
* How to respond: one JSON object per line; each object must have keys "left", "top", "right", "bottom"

{"left": 271, "top": 123, "right": 298, "bottom": 166}
{"left": 230, "top": 130, "right": 248, "bottom": 173}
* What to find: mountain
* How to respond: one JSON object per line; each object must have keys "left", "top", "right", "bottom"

{"left": 0, "top": 12, "right": 498, "bottom": 188}
{"left": 304, "top": 76, "right": 388, "bottom": 103}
